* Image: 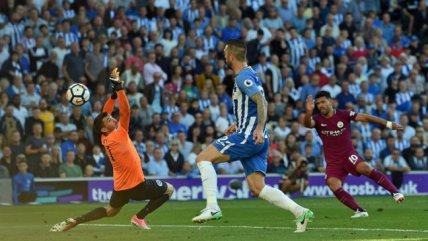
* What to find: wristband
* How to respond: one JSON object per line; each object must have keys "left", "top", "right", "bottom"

{"left": 110, "top": 77, "right": 119, "bottom": 82}
{"left": 386, "top": 121, "right": 393, "bottom": 129}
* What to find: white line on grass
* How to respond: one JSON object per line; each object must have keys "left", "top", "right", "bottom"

{"left": 81, "top": 224, "right": 428, "bottom": 233}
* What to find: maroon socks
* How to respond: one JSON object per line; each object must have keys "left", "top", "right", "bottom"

{"left": 368, "top": 169, "right": 399, "bottom": 194}
{"left": 333, "top": 188, "right": 365, "bottom": 211}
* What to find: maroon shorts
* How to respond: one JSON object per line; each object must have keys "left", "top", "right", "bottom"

{"left": 325, "top": 153, "right": 364, "bottom": 182}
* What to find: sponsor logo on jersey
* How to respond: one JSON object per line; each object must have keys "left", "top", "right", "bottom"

{"left": 244, "top": 79, "right": 253, "bottom": 87}
{"left": 321, "top": 128, "right": 346, "bottom": 137}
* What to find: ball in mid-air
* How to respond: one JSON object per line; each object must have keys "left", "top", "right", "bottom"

{"left": 66, "top": 83, "right": 90, "bottom": 106}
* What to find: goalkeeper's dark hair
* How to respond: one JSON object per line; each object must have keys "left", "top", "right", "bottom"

{"left": 93, "top": 112, "right": 108, "bottom": 142}
{"left": 225, "top": 39, "right": 247, "bottom": 62}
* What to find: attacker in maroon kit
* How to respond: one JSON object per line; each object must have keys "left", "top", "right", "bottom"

{"left": 304, "top": 91, "right": 405, "bottom": 218}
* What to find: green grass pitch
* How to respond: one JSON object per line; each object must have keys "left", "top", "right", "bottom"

{"left": 1, "top": 196, "right": 427, "bottom": 241}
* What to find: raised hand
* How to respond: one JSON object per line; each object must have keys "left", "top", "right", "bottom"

{"left": 110, "top": 67, "right": 124, "bottom": 91}
{"left": 306, "top": 95, "right": 315, "bottom": 113}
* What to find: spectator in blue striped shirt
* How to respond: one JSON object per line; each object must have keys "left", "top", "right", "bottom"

{"left": 287, "top": 27, "right": 307, "bottom": 68}
{"left": 395, "top": 80, "right": 413, "bottom": 112}
{"left": 394, "top": 129, "right": 410, "bottom": 151}
{"left": 365, "top": 128, "right": 386, "bottom": 159}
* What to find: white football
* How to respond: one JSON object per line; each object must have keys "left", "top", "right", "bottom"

{"left": 66, "top": 83, "right": 90, "bottom": 106}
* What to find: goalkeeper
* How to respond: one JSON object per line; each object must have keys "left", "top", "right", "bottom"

{"left": 50, "top": 68, "right": 174, "bottom": 232}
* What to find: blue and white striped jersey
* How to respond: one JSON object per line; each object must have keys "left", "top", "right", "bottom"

{"left": 232, "top": 67, "right": 265, "bottom": 137}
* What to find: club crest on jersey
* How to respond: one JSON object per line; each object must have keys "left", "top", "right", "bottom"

{"left": 244, "top": 79, "right": 253, "bottom": 87}
{"left": 337, "top": 121, "right": 344, "bottom": 128}
{"left": 156, "top": 180, "right": 163, "bottom": 187}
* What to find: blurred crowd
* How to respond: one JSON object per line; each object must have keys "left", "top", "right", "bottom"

{"left": 1, "top": 0, "right": 428, "bottom": 195}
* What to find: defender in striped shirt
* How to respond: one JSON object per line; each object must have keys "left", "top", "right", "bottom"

{"left": 192, "top": 39, "right": 314, "bottom": 233}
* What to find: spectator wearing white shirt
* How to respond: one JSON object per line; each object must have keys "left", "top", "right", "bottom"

{"left": 397, "top": 115, "right": 416, "bottom": 141}
{"left": 21, "top": 83, "right": 41, "bottom": 109}
{"left": 159, "top": 29, "right": 177, "bottom": 57}
{"left": 383, "top": 148, "right": 411, "bottom": 189}
{"left": 379, "top": 56, "right": 394, "bottom": 87}
{"left": 261, "top": 8, "right": 284, "bottom": 30}
{"left": 177, "top": 130, "right": 193, "bottom": 159}
{"left": 121, "top": 63, "right": 144, "bottom": 90}
{"left": 126, "top": 81, "right": 144, "bottom": 108}
{"left": 179, "top": 101, "right": 195, "bottom": 130}
{"left": 0, "top": 38, "right": 10, "bottom": 68}
{"left": 321, "top": 76, "right": 342, "bottom": 98}
{"left": 215, "top": 103, "right": 232, "bottom": 135}
{"left": 273, "top": 117, "right": 291, "bottom": 141}
{"left": 194, "top": 37, "right": 208, "bottom": 60}
{"left": 208, "top": 93, "right": 220, "bottom": 122}
{"left": 320, "top": 13, "right": 340, "bottom": 38}
{"left": 51, "top": 38, "right": 69, "bottom": 77}
{"left": 11, "top": 95, "right": 29, "bottom": 129}
{"left": 354, "top": 64, "right": 368, "bottom": 85}
{"left": 186, "top": 143, "right": 202, "bottom": 176}
{"left": 107, "top": 19, "right": 122, "bottom": 39}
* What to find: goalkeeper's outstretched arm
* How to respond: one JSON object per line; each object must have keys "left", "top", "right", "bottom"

{"left": 116, "top": 90, "right": 130, "bottom": 131}
{"left": 109, "top": 68, "right": 130, "bottom": 131}
{"left": 102, "top": 96, "right": 115, "bottom": 115}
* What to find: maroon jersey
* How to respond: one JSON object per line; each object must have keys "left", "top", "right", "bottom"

{"left": 312, "top": 109, "right": 357, "bottom": 164}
